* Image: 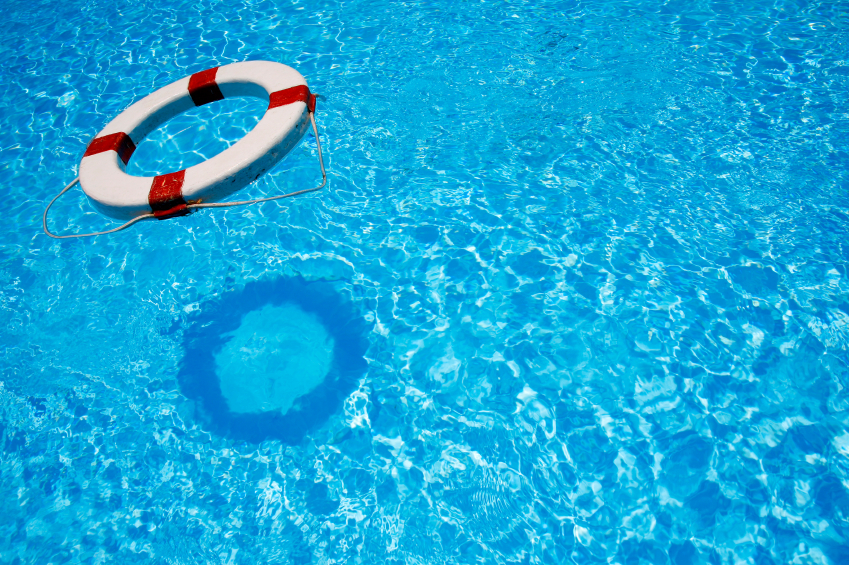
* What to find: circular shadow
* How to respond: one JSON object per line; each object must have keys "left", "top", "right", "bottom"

{"left": 177, "top": 277, "right": 369, "bottom": 443}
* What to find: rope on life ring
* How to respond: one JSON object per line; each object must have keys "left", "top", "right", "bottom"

{"left": 43, "top": 113, "right": 325, "bottom": 239}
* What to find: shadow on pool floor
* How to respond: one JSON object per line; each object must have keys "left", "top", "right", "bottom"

{"left": 177, "top": 276, "right": 369, "bottom": 444}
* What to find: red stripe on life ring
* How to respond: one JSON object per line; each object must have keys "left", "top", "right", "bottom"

{"left": 149, "top": 170, "right": 189, "bottom": 219}
{"left": 268, "top": 85, "right": 316, "bottom": 113}
{"left": 188, "top": 67, "right": 224, "bottom": 107}
{"left": 83, "top": 132, "right": 136, "bottom": 165}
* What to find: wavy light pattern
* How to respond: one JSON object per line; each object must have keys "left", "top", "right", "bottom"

{"left": 1, "top": 0, "right": 848, "bottom": 563}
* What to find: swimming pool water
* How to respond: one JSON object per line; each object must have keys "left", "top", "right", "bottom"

{"left": 2, "top": 0, "right": 849, "bottom": 562}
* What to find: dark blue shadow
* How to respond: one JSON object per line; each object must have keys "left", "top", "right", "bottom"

{"left": 177, "top": 276, "right": 369, "bottom": 444}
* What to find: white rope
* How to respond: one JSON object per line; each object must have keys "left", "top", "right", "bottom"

{"left": 43, "top": 112, "right": 327, "bottom": 240}
{"left": 42, "top": 178, "right": 154, "bottom": 239}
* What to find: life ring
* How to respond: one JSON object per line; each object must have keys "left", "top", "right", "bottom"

{"left": 79, "top": 60, "right": 317, "bottom": 220}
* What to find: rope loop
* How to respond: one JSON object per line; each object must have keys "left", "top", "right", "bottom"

{"left": 43, "top": 112, "right": 327, "bottom": 239}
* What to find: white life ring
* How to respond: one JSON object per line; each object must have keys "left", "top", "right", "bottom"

{"left": 79, "top": 60, "right": 317, "bottom": 220}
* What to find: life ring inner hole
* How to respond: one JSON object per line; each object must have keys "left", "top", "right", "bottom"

{"left": 125, "top": 95, "right": 269, "bottom": 178}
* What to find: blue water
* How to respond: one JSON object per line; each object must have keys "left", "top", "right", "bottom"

{"left": 2, "top": 0, "right": 849, "bottom": 562}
